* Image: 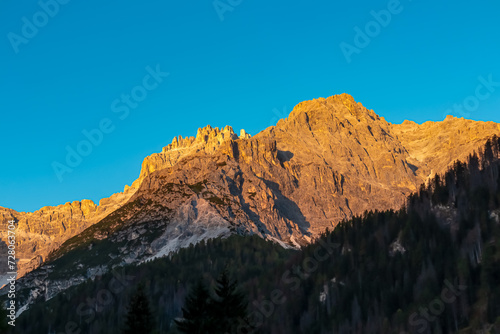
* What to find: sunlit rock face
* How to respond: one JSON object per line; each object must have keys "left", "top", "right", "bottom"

{"left": 0, "top": 189, "right": 136, "bottom": 278}
{"left": 131, "top": 125, "right": 246, "bottom": 188}
{"left": 2, "top": 93, "right": 499, "bottom": 279}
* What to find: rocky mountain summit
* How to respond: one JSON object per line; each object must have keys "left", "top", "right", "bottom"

{"left": 2, "top": 94, "right": 500, "bottom": 285}
{"left": 131, "top": 124, "right": 250, "bottom": 188}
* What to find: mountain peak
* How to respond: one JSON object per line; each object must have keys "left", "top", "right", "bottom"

{"left": 286, "top": 93, "right": 379, "bottom": 125}
{"left": 131, "top": 125, "right": 251, "bottom": 188}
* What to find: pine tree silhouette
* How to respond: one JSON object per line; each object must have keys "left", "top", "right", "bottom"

{"left": 211, "top": 268, "right": 248, "bottom": 333}
{"left": 175, "top": 279, "right": 215, "bottom": 334}
{"left": 123, "top": 284, "right": 154, "bottom": 334}
{"left": 176, "top": 270, "right": 249, "bottom": 334}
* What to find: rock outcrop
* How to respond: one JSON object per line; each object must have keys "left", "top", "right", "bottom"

{"left": 0, "top": 188, "right": 136, "bottom": 278}
{"left": 131, "top": 125, "right": 249, "bottom": 188}
{"left": 392, "top": 115, "right": 500, "bottom": 179}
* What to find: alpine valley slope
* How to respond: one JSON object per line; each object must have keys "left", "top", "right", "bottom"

{"left": 1, "top": 94, "right": 499, "bottom": 303}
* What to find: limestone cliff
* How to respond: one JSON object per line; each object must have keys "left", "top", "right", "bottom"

{"left": 131, "top": 125, "right": 250, "bottom": 188}
{"left": 0, "top": 188, "right": 136, "bottom": 278}
{"left": 392, "top": 115, "right": 500, "bottom": 178}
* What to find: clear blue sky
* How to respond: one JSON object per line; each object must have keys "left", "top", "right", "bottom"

{"left": 1, "top": 0, "right": 500, "bottom": 212}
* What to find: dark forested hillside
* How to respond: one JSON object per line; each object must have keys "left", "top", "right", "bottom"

{"left": 305, "top": 136, "right": 500, "bottom": 333}
{"left": 9, "top": 137, "right": 500, "bottom": 333}
{"left": 10, "top": 235, "right": 294, "bottom": 333}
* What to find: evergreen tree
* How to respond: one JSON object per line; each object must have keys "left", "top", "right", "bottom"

{"left": 211, "top": 268, "right": 248, "bottom": 333}
{"left": 123, "top": 284, "right": 154, "bottom": 334}
{"left": 175, "top": 280, "right": 215, "bottom": 334}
